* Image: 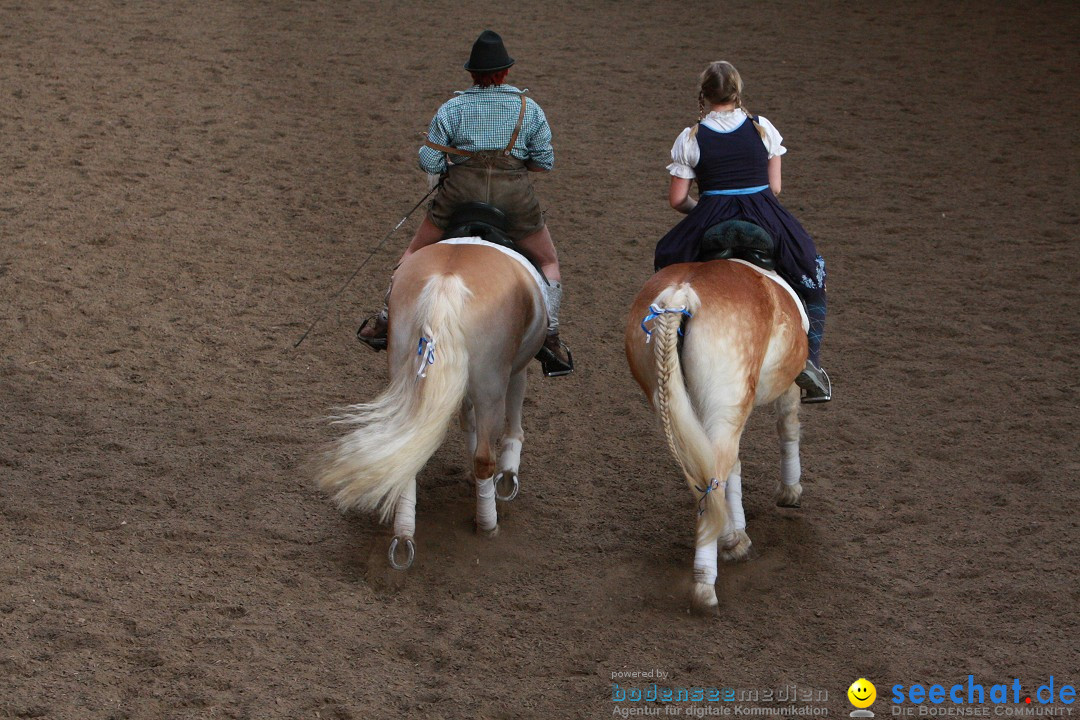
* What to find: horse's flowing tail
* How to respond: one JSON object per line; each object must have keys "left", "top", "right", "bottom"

{"left": 317, "top": 274, "right": 472, "bottom": 522}
{"left": 651, "top": 283, "right": 730, "bottom": 543}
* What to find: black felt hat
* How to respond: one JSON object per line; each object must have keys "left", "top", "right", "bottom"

{"left": 463, "top": 30, "right": 515, "bottom": 72}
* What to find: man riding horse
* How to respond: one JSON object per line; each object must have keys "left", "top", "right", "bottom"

{"left": 358, "top": 30, "right": 573, "bottom": 377}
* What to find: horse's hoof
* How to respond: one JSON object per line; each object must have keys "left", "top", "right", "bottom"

{"left": 776, "top": 482, "right": 803, "bottom": 508}
{"left": 690, "top": 582, "right": 719, "bottom": 615}
{"left": 476, "top": 523, "right": 500, "bottom": 538}
{"left": 720, "top": 530, "right": 752, "bottom": 562}
{"left": 494, "top": 471, "right": 519, "bottom": 501}
{"left": 387, "top": 536, "right": 415, "bottom": 571}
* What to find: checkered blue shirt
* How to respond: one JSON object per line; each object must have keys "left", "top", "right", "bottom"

{"left": 418, "top": 84, "right": 554, "bottom": 174}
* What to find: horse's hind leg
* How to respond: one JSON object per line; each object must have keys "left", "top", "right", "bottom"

{"left": 459, "top": 397, "right": 477, "bottom": 480}
{"left": 693, "top": 433, "right": 744, "bottom": 612}
{"left": 388, "top": 479, "right": 417, "bottom": 570}
{"left": 691, "top": 530, "right": 719, "bottom": 614}
{"left": 774, "top": 384, "right": 803, "bottom": 508}
{"left": 719, "top": 458, "right": 752, "bottom": 561}
{"left": 495, "top": 369, "right": 527, "bottom": 501}
{"left": 703, "top": 418, "right": 752, "bottom": 563}
{"left": 471, "top": 392, "right": 504, "bottom": 537}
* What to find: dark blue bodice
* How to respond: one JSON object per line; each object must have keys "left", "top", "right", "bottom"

{"left": 694, "top": 118, "right": 770, "bottom": 192}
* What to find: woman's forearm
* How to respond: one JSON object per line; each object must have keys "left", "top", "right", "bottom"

{"left": 669, "top": 177, "right": 696, "bottom": 213}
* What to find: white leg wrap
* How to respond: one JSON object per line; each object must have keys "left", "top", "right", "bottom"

{"left": 475, "top": 476, "right": 498, "bottom": 532}
{"left": 393, "top": 481, "right": 417, "bottom": 538}
{"left": 542, "top": 281, "right": 562, "bottom": 333}
{"left": 693, "top": 538, "right": 718, "bottom": 585}
{"left": 725, "top": 469, "right": 746, "bottom": 532}
{"left": 498, "top": 438, "right": 522, "bottom": 475}
{"left": 781, "top": 439, "right": 801, "bottom": 486}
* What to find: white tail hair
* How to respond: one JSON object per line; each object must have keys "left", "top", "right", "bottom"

{"left": 651, "top": 283, "right": 730, "bottom": 543}
{"left": 317, "top": 274, "right": 471, "bottom": 522}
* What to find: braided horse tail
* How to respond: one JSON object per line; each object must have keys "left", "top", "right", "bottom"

{"left": 650, "top": 283, "right": 730, "bottom": 544}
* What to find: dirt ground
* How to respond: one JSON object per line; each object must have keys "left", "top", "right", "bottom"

{"left": 2, "top": 1, "right": 1078, "bottom": 718}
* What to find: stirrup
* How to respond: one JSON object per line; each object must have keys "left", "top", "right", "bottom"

{"left": 795, "top": 361, "right": 831, "bottom": 404}
{"left": 356, "top": 312, "right": 388, "bottom": 352}
{"left": 535, "top": 338, "right": 574, "bottom": 377}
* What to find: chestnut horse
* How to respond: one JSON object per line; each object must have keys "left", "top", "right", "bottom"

{"left": 625, "top": 259, "right": 810, "bottom": 613}
{"left": 317, "top": 239, "right": 548, "bottom": 569}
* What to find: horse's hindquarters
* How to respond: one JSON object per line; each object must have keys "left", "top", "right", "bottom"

{"left": 390, "top": 243, "right": 547, "bottom": 374}
{"left": 380, "top": 242, "right": 546, "bottom": 541}
{"left": 683, "top": 262, "right": 806, "bottom": 409}
{"left": 624, "top": 260, "right": 810, "bottom": 612}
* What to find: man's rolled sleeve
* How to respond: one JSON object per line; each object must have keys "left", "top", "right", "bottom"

{"left": 525, "top": 106, "right": 554, "bottom": 170}
{"left": 418, "top": 114, "right": 450, "bottom": 174}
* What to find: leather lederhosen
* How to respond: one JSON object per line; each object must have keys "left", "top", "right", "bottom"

{"left": 423, "top": 93, "right": 545, "bottom": 240}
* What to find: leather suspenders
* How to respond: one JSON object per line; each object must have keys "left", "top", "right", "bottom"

{"left": 422, "top": 92, "right": 528, "bottom": 159}
{"left": 502, "top": 92, "right": 528, "bottom": 156}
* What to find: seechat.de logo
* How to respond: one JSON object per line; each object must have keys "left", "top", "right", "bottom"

{"left": 848, "top": 678, "right": 877, "bottom": 718}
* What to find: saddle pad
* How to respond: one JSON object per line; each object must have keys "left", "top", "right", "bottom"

{"left": 727, "top": 258, "right": 809, "bottom": 333}
{"left": 438, "top": 237, "right": 549, "bottom": 313}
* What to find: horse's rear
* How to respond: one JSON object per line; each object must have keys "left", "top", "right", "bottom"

{"left": 625, "top": 260, "right": 809, "bottom": 613}
{"left": 318, "top": 242, "right": 546, "bottom": 568}
{"left": 388, "top": 243, "right": 545, "bottom": 386}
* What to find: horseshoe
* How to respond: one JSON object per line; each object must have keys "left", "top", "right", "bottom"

{"left": 494, "top": 471, "right": 520, "bottom": 502}
{"left": 387, "top": 536, "right": 415, "bottom": 571}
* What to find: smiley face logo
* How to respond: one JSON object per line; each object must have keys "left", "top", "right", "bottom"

{"left": 848, "top": 678, "right": 877, "bottom": 709}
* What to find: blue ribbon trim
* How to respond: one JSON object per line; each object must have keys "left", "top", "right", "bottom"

{"left": 695, "top": 478, "right": 721, "bottom": 516}
{"left": 640, "top": 303, "right": 693, "bottom": 343}
{"left": 416, "top": 337, "right": 436, "bottom": 377}
{"left": 700, "top": 185, "right": 768, "bottom": 196}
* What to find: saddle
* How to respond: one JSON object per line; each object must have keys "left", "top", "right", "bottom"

{"left": 441, "top": 202, "right": 548, "bottom": 282}
{"left": 683, "top": 220, "right": 780, "bottom": 355}
{"left": 442, "top": 201, "right": 515, "bottom": 246}
{"left": 697, "top": 220, "right": 776, "bottom": 272}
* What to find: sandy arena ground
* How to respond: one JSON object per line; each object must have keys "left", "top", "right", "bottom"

{"left": 2, "top": 2, "right": 1078, "bottom": 718}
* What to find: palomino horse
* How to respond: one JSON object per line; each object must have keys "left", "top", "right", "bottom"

{"left": 317, "top": 239, "right": 548, "bottom": 568}
{"left": 625, "top": 258, "right": 809, "bottom": 613}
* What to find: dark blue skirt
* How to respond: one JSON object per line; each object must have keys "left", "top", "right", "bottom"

{"left": 655, "top": 189, "right": 824, "bottom": 290}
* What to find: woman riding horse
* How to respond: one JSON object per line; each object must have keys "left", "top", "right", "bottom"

{"left": 358, "top": 30, "right": 573, "bottom": 377}
{"left": 656, "top": 61, "right": 830, "bottom": 402}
